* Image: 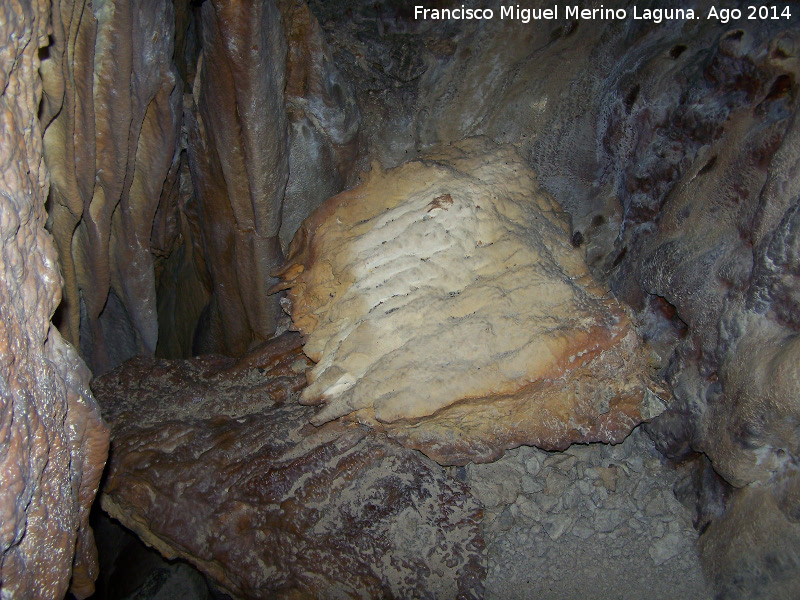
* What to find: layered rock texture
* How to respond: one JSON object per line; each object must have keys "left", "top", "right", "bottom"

{"left": 2, "top": 0, "right": 797, "bottom": 597}
{"left": 40, "top": 0, "right": 359, "bottom": 367}
{"left": 41, "top": 0, "right": 183, "bottom": 374}
{"left": 0, "top": 1, "right": 108, "bottom": 598}
{"left": 274, "top": 138, "right": 656, "bottom": 465}
{"left": 94, "top": 333, "right": 485, "bottom": 599}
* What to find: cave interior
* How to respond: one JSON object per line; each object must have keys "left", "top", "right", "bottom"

{"left": 1, "top": 0, "right": 800, "bottom": 599}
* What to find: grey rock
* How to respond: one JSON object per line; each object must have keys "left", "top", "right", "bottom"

{"left": 536, "top": 494, "right": 562, "bottom": 514}
{"left": 516, "top": 496, "right": 543, "bottom": 521}
{"left": 542, "top": 514, "right": 574, "bottom": 541}
{"left": 649, "top": 533, "right": 687, "bottom": 566}
{"left": 524, "top": 454, "right": 542, "bottom": 477}
{"left": 543, "top": 454, "right": 577, "bottom": 473}
{"left": 571, "top": 522, "right": 596, "bottom": 540}
{"left": 594, "top": 509, "right": 626, "bottom": 533}
{"left": 644, "top": 492, "right": 667, "bottom": 518}
{"left": 545, "top": 471, "right": 570, "bottom": 496}
{"left": 467, "top": 463, "right": 523, "bottom": 508}
{"left": 522, "top": 475, "right": 545, "bottom": 494}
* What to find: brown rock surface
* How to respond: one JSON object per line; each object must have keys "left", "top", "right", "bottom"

{"left": 94, "top": 332, "right": 485, "bottom": 599}
{"left": 0, "top": 1, "right": 109, "bottom": 597}
{"left": 273, "top": 138, "right": 656, "bottom": 465}
{"left": 41, "top": 0, "right": 183, "bottom": 374}
{"left": 186, "top": 0, "right": 289, "bottom": 356}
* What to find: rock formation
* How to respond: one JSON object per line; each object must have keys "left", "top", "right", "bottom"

{"left": 39, "top": 0, "right": 362, "bottom": 368}
{"left": 0, "top": 0, "right": 794, "bottom": 597}
{"left": 273, "top": 138, "right": 658, "bottom": 465}
{"left": 94, "top": 332, "right": 485, "bottom": 599}
{"left": 185, "top": 0, "right": 289, "bottom": 357}
{"left": 0, "top": 1, "right": 109, "bottom": 598}
{"left": 278, "top": 0, "right": 360, "bottom": 248}
{"left": 41, "top": 0, "right": 183, "bottom": 374}
{"left": 285, "top": 4, "right": 800, "bottom": 594}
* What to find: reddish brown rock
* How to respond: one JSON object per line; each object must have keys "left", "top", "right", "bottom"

{"left": 94, "top": 333, "right": 485, "bottom": 599}
{"left": 0, "top": 1, "right": 109, "bottom": 597}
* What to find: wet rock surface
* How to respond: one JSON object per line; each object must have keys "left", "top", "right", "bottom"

{"left": 0, "top": 0, "right": 109, "bottom": 597}
{"left": 93, "top": 333, "right": 486, "bottom": 600}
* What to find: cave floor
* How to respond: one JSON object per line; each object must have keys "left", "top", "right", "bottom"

{"left": 469, "top": 428, "right": 711, "bottom": 599}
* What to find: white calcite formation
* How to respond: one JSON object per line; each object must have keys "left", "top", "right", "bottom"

{"left": 274, "top": 138, "right": 657, "bottom": 464}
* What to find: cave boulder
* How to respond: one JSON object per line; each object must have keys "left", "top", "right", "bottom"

{"left": 273, "top": 138, "right": 659, "bottom": 465}
{"left": 94, "top": 332, "right": 485, "bottom": 600}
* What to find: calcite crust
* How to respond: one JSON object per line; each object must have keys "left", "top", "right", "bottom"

{"left": 0, "top": 1, "right": 109, "bottom": 597}
{"left": 274, "top": 138, "right": 654, "bottom": 464}
{"left": 95, "top": 333, "right": 485, "bottom": 599}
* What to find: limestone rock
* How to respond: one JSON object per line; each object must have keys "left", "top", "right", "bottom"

{"left": 278, "top": 0, "right": 360, "bottom": 248}
{"left": 699, "top": 472, "right": 800, "bottom": 600}
{"left": 41, "top": 0, "right": 183, "bottom": 375}
{"left": 469, "top": 429, "right": 710, "bottom": 599}
{"left": 186, "top": 0, "right": 288, "bottom": 356}
{"left": 273, "top": 138, "right": 654, "bottom": 465}
{"left": 629, "top": 25, "right": 800, "bottom": 491}
{"left": 94, "top": 333, "right": 485, "bottom": 599}
{"left": 0, "top": 1, "right": 109, "bottom": 597}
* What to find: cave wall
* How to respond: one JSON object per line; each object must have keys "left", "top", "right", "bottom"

{"left": 306, "top": 0, "right": 800, "bottom": 595}
{"left": 0, "top": 0, "right": 109, "bottom": 597}
{"left": 10, "top": 0, "right": 799, "bottom": 596}
{"left": 41, "top": 0, "right": 183, "bottom": 375}
{"left": 41, "top": 0, "right": 358, "bottom": 367}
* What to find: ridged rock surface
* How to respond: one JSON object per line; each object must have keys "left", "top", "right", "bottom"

{"left": 94, "top": 332, "right": 485, "bottom": 599}
{"left": 185, "top": 0, "right": 288, "bottom": 356}
{"left": 0, "top": 1, "right": 109, "bottom": 598}
{"left": 274, "top": 138, "right": 656, "bottom": 465}
{"left": 41, "top": 0, "right": 182, "bottom": 375}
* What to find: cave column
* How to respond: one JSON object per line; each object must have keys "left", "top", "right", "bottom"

{"left": 188, "top": 0, "right": 289, "bottom": 355}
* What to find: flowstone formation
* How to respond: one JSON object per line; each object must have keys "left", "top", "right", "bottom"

{"left": 94, "top": 333, "right": 485, "bottom": 599}
{"left": 274, "top": 138, "right": 659, "bottom": 465}
{"left": 0, "top": 1, "right": 109, "bottom": 598}
{"left": 41, "top": 0, "right": 183, "bottom": 374}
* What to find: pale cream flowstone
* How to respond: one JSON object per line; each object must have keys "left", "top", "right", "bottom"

{"left": 274, "top": 138, "right": 657, "bottom": 464}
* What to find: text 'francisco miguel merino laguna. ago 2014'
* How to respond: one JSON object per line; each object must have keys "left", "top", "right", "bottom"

{"left": 413, "top": 5, "right": 793, "bottom": 24}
